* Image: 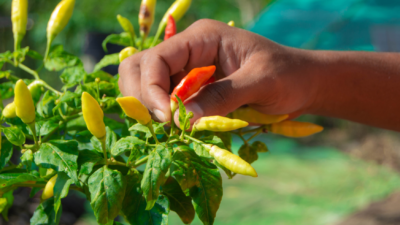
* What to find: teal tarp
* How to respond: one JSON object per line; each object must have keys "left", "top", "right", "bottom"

{"left": 248, "top": 0, "right": 400, "bottom": 51}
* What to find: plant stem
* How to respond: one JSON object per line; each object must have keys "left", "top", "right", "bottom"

{"left": 134, "top": 155, "right": 149, "bottom": 167}
{"left": 169, "top": 101, "right": 178, "bottom": 136}
{"left": 150, "top": 24, "right": 165, "bottom": 48}
{"left": 247, "top": 130, "right": 262, "bottom": 142}
{"left": 36, "top": 80, "right": 62, "bottom": 95}
{"left": 44, "top": 37, "right": 53, "bottom": 62}
{"left": 183, "top": 134, "right": 203, "bottom": 144}
{"left": 18, "top": 63, "right": 40, "bottom": 80}
{"left": 27, "top": 122, "right": 39, "bottom": 147}
{"left": 146, "top": 121, "right": 159, "bottom": 144}
{"left": 100, "top": 137, "right": 108, "bottom": 167}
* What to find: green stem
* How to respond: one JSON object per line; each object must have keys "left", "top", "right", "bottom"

{"left": 150, "top": 24, "right": 166, "bottom": 48}
{"left": 139, "top": 31, "right": 146, "bottom": 51}
{"left": 0, "top": 165, "right": 18, "bottom": 173}
{"left": 247, "top": 130, "right": 262, "bottom": 142}
{"left": 18, "top": 63, "right": 40, "bottom": 80}
{"left": 146, "top": 121, "right": 159, "bottom": 144}
{"left": 100, "top": 137, "right": 108, "bottom": 167}
{"left": 134, "top": 155, "right": 149, "bottom": 167}
{"left": 36, "top": 80, "right": 62, "bottom": 95}
{"left": 27, "top": 122, "right": 39, "bottom": 147}
{"left": 14, "top": 34, "right": 20, "bottom": 66}
{"left": 44, "top": 36, "right": 53, "bottom": 62}
{"left": 169, "top": 101, "right": 178, "bottom": 136}
{"left": 183, "top": 134, "right": 203, "bottom": 144}
{"left": 190, "top": 128, "right": 196, "bottom": 137}
{"left": 96, "top": 82, "right": 101, "bottom": 100}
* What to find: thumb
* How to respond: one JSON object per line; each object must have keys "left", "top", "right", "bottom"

{"left": 175, "top": 64, "right": 258, "bottom": 125}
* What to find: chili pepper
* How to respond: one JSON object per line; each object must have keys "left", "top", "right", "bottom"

{"left": 116, "top": 96, "right": 151, "bottom": 125}
{"left": 231, "top": 107, "right": 288, "bottom": 125}
{"left": 44, "top": 0, "right": 75, "bottom": 61}
{"left": 152, "top": 0, "right": 191, "bottom": 47}
{"left": 81, "top": 92, "right": 106, "bottom": 139}
{"left": 204, "top": 144, "right": 257, "bottom": 177}
{"left": 139, "top": 0, "right": 156, "bottom": 40}
{"left": 119, "top": 47, "right": 138, "bottom": 63}
{"left": 3, "top": 103, "right": 17, "bottom": 118}
{"left": 41, "top": 174, "right": 58, "bottom": 200}
{"left": 117, "top": 14, "right": 136, "bottom": 46}
{"left": 268, "top": 120, "right": 323, "bottom": 138}
{"left": 164, "top": 14, "right": 176, "bottom": 40}
{"left": 170, "top": 65, "right": 216, "bottom": 111}
{"left": 14, "top": 79, "right": 35, "bottom": 124}
{"left": 203, "top": 76, "right": 215, "bottom": 86}
{"left": 227, "top": 20, "right": 235, "bottom": 27}
{"left": 11, "top": 0, "right": 28, "bottom": 55}
{"left": 194, "top": 116, "right": 248, "bottom": 132}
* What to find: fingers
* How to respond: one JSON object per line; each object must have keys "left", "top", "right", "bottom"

{"left": 174, "top": 61, "right": 260, "bottom": 126}
{"left": 140, "top": 19, "right": 225, "bottom": 122}
{"left": 118, "top": 51, "right": 146, "bottom": 101}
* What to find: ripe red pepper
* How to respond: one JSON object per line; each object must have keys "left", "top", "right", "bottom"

{"left": 171, "top": 65, "right": 216, "bottom": 105}
{"left": 164, "top": 14, "right": 176, "bottom": 40}
{"left": 203, "top": 76, "right": 215, "bottom": 86}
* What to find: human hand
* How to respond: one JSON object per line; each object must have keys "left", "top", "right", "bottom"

{"left": 118, "top": 19, "right": 318, "bottom": 125}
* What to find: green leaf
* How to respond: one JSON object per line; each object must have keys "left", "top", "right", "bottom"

{"left": 37, "top": 91, "right": 57, "bottom": 118}
{"left": 0, "top": 190, "right": 13, "bottom": 221}
{"left": 141, "top": 144, "right": 173, "bottom": 210}
{"left": 93, "top": 53, "right": 120, "bottom": 72}
{"left": 77, "top": 150, "right": 104, "bottom": 176}
{"left": 215, "top": 132, "right": 232, "bottom": 151}
{"left": 21, "top": 150, "right": 33, "bottom": 172}
{"left": 122, "top": 174, "right": 170, "bottom": 225}
{"left": 45, "top": 45, "right": 81, "bottom": 71}
{"left": 0, "top": 51, "right": 12, "bottom": 62}
{"left": 251, "top": 141, "right": 269, "bottom": 153}
{"left": 90, "top": 127, "right": 117, "bottom": 153}
{"left": 60, "top": 65, "right": 86, "bottom": 89}
{"left": 0, "top": 82, "right": 14, "bottom": 99}
{"left": 0, "top": 141, "right": 13, "bottom": 170}
{"left": 0, "top": 172, "right": 42, "bottom": 194}
{"left": 26, "top": 50, "right": 44, "bottom": 60}
{"left": 175, "top": 95, "right": 188, "bottom": 131}
{"left": 84, "top": 70, "right": 115, "bottom": 83}
{"left": 13, "top": 46, "right": 30, "bottom": 64}
{"left": 100, "top": 97, "right": 122, "bottom": 114}
{"left": 0, "top": 71, "right": 12, "bottom": 80}
{"left": 111, "top": 136, "right": 145, "bottom": 157}
{"left": 162, "top": 177, "right": 195, "bottom": 224}
{"left": 88, "top": 166, "right": 126, "bottom": 224}
{"left": 129, "top": 122, "right": 167, "bottom": 139}
{"left": 193, "top": 135, "right": 228, "bottom": 158}
{"left": 102, "top": 32, "right": 131, "bottom": 52}
{"left": 2, "top": 126, "right": 25, "bottom": 146}
{"left": 30, "top": 198, "right": 61, "bottom": 225}
{"left": 238, "top": 143, "right": 258, "bottom": 165}
{"left": 37, "top": 117, "right": 60, "bottom": 137}
{"left": 171, "top": 145, "right": 223, "bottom": 225}
{"left": 35, "top": 140, "right": 79, "bottom": 186}
{"left": 53, "top": 172, "right": 72, "bottom": 218}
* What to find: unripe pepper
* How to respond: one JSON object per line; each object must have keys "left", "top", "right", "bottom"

{"left": 45, "top": 0, "right": 75, "bottom": 61}
{"left": 119, "top": 47, "right": 138, "bottom": 63}
{"left": 268, "top": 120, "right": 323, "bottom": 138}
{"left": 81, "top": 92, "right": 106, "bottom": 139}
{"left": 152, "top": 0, "right": 191, "bottom": 46}
{"left": 194, "top": 116, "right": 248, "bottom": 132}
{"left": 3, "top": 103, "right": 17, "bottom": 118}
{"left": 11, "top": 0, "right": 28, "bottom": 53}
{"left": 116, "top": 96, "right": 151, "bottom": 125}
{"left": 41, "top": 174, "right": 58, "bottom": 200}
{"left": 117, "top": 14, "right": 136, "bottom": 45}
{"left": 138, "top": 0, "right": 156, "bottom": 39}
{"left": 227, "top": 20, "right": 235, "bottom": 27}
{"left": 204, "top": 144, "right": 257, "bottom": 177}
{"left": 170, "top": 65, "right": 216, "bottom": 111}
{"left": 231, "top": 107, "right": 288, "bottom": 125}
{"left": 164, "top": 15, "right": 176, "bottom": 40}
{"left": 14, "top": 79, "right": 35, "bottom": 124}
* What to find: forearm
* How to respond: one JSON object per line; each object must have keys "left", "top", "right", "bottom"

{"left": 306, "top": 50, "right": 400, "bottom": 131}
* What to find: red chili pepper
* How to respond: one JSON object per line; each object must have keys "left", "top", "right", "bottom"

{"left": 203, "top": 76, "right": 215, "bottom": 86}
{"left": 171, "top": 65, "right": 216, "bottom": 104}
{"left": 164, "top": 14, "right": 176, "bottom": 40}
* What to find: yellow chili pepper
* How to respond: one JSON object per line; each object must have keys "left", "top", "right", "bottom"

{"left": 152, "top": 0, "right": 191, "bottom": 47}
{"left": 138, "top": 0, "right": 156, "bottom": 40}
{"left": 41, "top": 174, "right": 58, "bottom": 200}
{"left": 231, "top": 107, "right": 288, "bottom": 125}
{"left": 205, "top": 144, "right": 257, "bottom": 177}
{"left": 119, "top": 47, "right": 138, "bottom": 63}
{"left": 227, "top": 21, "right": 235, "bottom": 27}
{"left": 44, "top": 0, "right": 75, "bottom": 61}
{"left": 193, "top": 116, "right": 248, "bottom": 132}
{"left": 11, "top": 0, "right": 28, "bottom": 53}
{"left": 81, "top": 92, "right": 106, "bottom": 139}
{"left": 3, "top": 103, "right": 17, "bottom": 118}
{"left": 14, "top": 79, "right": 35, "bottom": 124}
{"left": 117, "top": 14, "right": 136, "bottom": 45}
{"left": 116, "top": 96, "right": 151, "bottom": 125}
{"left": 268, "top": 120, "right": 323, "bottom": 138}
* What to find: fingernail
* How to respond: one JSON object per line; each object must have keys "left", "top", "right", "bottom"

{"left": 185, "top": 102, "right": 204, "bottom": 121}
{"left": 154, "top": 109, "right": 166, "bottom": 122}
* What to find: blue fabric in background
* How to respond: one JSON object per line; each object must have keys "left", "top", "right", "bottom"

{"left": 247, "top": 0, "right": 400, "bottom": 51}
